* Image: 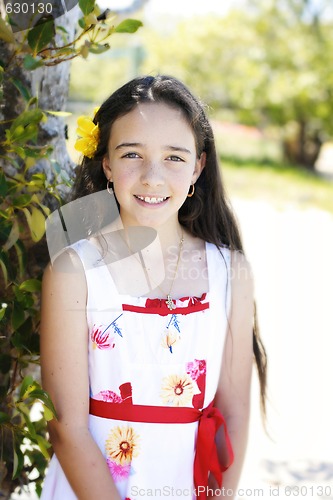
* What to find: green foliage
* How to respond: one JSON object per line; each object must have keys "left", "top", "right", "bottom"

{"left": 0, "top": 2, "right": 142, "bottom": 495}
{"left": 115, "top": 19, "right": 143, "bottom": 33}
{"left": 142, "top": 3, "right": 333, "bottom": 166}
{"left": 79, "top": 0, "right": 95, "bottom": 16}
{"left": 27, "top": 18, "right": 55, "bottom": 55}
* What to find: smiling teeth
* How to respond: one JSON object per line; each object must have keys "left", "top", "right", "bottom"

{"left": 136, "top": 195, "right": 167, "bottom": 204}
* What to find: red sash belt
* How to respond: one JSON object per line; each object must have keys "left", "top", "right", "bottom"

{"left": 90, "top": 398, "right": 234, "bottom": 499}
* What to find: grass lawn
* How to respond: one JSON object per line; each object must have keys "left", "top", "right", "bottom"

{"left": 220, "top": 157, "right": 333, "bottom": 214}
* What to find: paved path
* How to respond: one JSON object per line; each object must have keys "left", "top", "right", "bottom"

{"left": 234, "top": 199, "right": 333, "bottom": 499}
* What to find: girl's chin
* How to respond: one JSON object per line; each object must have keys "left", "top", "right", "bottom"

{"left": 120, "top": 212, "right": 178, "bottom": 230}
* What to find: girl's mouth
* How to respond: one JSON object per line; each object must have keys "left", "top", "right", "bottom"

{"left": 134, "top": 195, "right": 169, "bottom": 205}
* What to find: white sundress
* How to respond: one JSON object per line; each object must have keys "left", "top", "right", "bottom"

{"left": 41, "top": 239, "right": 232, "bottom": 500}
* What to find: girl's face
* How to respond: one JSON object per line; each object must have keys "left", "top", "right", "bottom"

{"left": 102, "top": 102, "right": 205, "bottom": 229}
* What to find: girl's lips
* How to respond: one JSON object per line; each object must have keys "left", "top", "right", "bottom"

{"left": 134, "top": 195, "right": 169, "bottom": 206}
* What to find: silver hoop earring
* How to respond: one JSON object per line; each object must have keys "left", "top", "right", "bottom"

{"left": 106, "top": 179, "right": 113, "bottom": 194}
{"left": 187, "top": 184, "right": 195, "bottom": 198}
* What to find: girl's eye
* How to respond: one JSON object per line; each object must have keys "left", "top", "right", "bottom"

{"left": 167, "top": 155, "right": 184, "bottom": 162}
{"left": 122, "top": 152, "right": 140, "bottom": 159}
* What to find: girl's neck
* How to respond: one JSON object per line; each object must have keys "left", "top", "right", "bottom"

{"left": 121, "top": 216, "right": 185, "bottom": 256}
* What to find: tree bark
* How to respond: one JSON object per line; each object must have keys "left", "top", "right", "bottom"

{"left": 0, "top": 5, "right": 79, "bottom": 195}
{"left": 283, "top": 120, "right": 322, "bottom": 169}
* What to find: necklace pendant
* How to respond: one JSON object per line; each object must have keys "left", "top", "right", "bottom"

{"left": 166, "top": 294, "right": 175, "bottom": 310}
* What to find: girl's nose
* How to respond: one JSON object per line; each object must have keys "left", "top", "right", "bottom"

{"left": 140, "top": 161, "right": 165, "bottom": 187}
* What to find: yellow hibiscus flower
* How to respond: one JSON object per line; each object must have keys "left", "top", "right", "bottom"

{"left": 160, "top": 373, "right": 196, "bottom": 407}
{"left": 105, "top": 425, "right": 139, "bottom": 465}
{"left": 74, "top": 115, "right": 99, "bottom": 159}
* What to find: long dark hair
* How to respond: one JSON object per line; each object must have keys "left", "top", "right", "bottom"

{"left": 72, "top": 75, "right": 267, "bottom": 417}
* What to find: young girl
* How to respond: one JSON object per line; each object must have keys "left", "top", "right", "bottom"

{"left": 40, "top": 75, "right": 267, "bottom": 500}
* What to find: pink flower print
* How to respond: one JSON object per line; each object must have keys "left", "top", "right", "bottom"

{"left": 107, "top": 458, "right": 131, "bottom": 481}
{"left": 94, "top": 390, "right": 123, "bottom": 403}
{"left": 186, "top": 359, "right": 206, "bottom": 381}
{"left": 91, "top": 325, "right": 115, "bottom": 350}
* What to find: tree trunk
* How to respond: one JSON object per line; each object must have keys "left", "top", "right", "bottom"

{"left": 0, "top": 6, "right": 79, "bottom": 193}
{"left": 0, "top": 8, "right": 78, "bottom": 499}
{"left": 283, "top": 120, "right": 322, "bottom": 169}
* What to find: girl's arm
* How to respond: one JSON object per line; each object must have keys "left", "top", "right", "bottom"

{"left": 40, "top": 251, "right": 121, "bottom": 500}
{"left": 210, "top": 250, "right": 254, "bottom": 499}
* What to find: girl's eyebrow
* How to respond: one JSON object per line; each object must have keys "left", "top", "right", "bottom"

{"left": 115, "top": 142, "right": 142, "bottom": 150}
{"left": 166, "top": 145, "right": 192, "bottom": 154}
{"left": 114, "top": 143, "right": 192, "bottom": 154}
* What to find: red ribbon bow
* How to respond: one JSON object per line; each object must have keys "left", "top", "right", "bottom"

{"left": 194, "top": 401, "right": 234, "bottom": 499}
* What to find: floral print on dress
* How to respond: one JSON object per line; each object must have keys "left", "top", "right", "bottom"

{"left": 91, "top": 326, "right": 114, "bottom": 350}
{"left": 94, "top": 390, "right": 123, "bottom": 403}
{"left": 93, "top": 383, "right": 133, "bottom": 405}
{"left": 186, "top": 359, "right": 206, "bottom": 380}
{"left": 90, "top": 314, "right": 123, "bottom": 350}
{"left": 186, "top": 359, "right": 207, "bottom": 409}
{"left": 105, "top": 425, "right": 140, "bottom": 482}
{"left": 161, "top": 314, "right": 181, "bottom": 353}
{"left": 160, "top": 373, "right": 200, "bottom": 407}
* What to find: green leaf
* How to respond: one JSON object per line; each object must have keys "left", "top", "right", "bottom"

{"left": 19, "top": 375, "right": 34, "bottom": 399}
{"left": 0, "top": 411, "right": 10, "bottom": 423}
{"left": 36, "top": 435, "right": 51, "bottom": 459}
{"left": 0, "top": 16, "right": 15, "bottom": 43}
{"left": 78, "top": 17, "right": 86, "bottom": 29}
{"left": 115, "top": 19, "right": 143, "bottom": 34}
{"left": 0, "top": 306, "right": 7, "bottom": 322}
{"left": 0, "top": 250, "right": 12, "bottom": 286}
{"left": 31, "top": 173, "right": 46, "bottom": 184}
{"left": 12, "top": 194, "right": 32, "bottom": 208}
{"left": 19, "top": 279, "right": 41, "bottom": 293}
{"left": 79, "top": 0, "right": 95, "bottom": 16}
{"left": 10, "top": 108, "right": 44, "bottom": 131}
{"left": 27, "top": 18, "right": 55, "bottom": 54}
{"left": 89, "top": 43, "right": 110, "bottom": 54}
{"left": 0, "top": 170, "right": 8, "bottom": 197}
{"left": 0, "top": 210, "right": 9, "bottom": 219}
{"left": 2, "top": 219, "right": 19, "bottom": 251}
{"left": 22, "top": 206, "right": 46, "bottom": 242}
{"left": 23, "top": 54, "right": 43, "bottom": 70}
{"left": 12, "top": 442, "right": 24, "bottom": 479}
{"left": 22, "top": 410, "right": 38, "bottom": 440}
{"left": 11, "top": 78, "right": 31, "bottom": 101}
{"left": 12, "top": 302, "right": 26, "bottom": 331}
{"left": 27, "top": 97, "right": 39, "bottom": 107}
{"left": 28, "top": 390, "right": 58, "bottom": 419}
{"left": 14, "top": 240, "right": 27, "bottom": 279}
{"left": 43, "top": 406, "right": 54, "bottom": 421}
{"left": 45, "top": 110, "right": 72, "bottom": 117}
{"left": 16, "top": 401, "right": 31, "bottom": 418}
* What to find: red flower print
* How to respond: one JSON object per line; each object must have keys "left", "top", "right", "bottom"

{"left": 186, "top": 359, "right": 206, "bottom": 381}
{"left": 107, "top": 458, "right": 131, "bottom": 481}
{"left": 94, "top": 390, "right": 122, "bottom": 403}
{"left": 91, "top": 325, "right": 115, "bottom": 350}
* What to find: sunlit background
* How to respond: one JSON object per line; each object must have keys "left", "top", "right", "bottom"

{"left": 15, "top": 0, "right": 333, "bottom": 498}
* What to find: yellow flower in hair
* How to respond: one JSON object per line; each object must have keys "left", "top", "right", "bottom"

{"left": 74, "top": 115, "right": 99, "bottom": 158}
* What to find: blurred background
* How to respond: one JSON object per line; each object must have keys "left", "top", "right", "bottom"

{"left": 14, "top": 0, "right": 333, "bottom": 497}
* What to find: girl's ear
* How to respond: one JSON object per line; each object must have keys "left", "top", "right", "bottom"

{"left": 102, "top": 156, "right": 112, "bottom": 181}
{"left": 192, "top": 152, "right": 206, "bottom": 183}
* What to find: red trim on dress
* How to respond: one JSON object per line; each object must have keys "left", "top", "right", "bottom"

{"left": 122, "top": 293, "right": 209, "bottom": 316}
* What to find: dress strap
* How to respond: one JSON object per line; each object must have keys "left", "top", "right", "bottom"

{"left": 89, "top": 398, "right": 234, "bottom": 498}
